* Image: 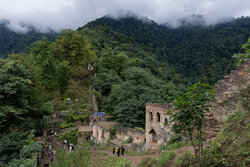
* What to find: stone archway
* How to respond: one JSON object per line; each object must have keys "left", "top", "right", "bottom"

{"left": 149, "top": 129, "right": 157, "bottom": 143}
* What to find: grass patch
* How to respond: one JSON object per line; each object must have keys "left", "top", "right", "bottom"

{"left": 100, "top": 156, "right": 131, "bottom": 167}
{"left": 161, "top": 142, "right": 186, "bottom": 151}
{"left": 60, "top": 122, "right": 77, "bottom": 129}
{"left": 138, "top": 151, "right": 176, "bottom": 167}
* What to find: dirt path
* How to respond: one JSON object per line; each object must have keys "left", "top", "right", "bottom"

{"left": 92, "top": 149, "right": 160, "bottom": 167}
{"left": 41, "top": 134, "right": 66, "bottom": 166}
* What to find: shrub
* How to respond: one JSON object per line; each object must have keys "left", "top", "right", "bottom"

{"left": 161, "top": 142, "right": 185, "bottom": 151}
{"left": 137, "top": 157, "right": 158, "bottom": 167}
{"left": 65, "top": 112, "right": 74, "bottom": 123}
{"left": 60, "top": 122, "right": 77, "bottom": 129}
{"left": 51, "top": 148, "right": 90, "bottom": 167}
{"left": 123, "top": 136, "right": 132, "bottom": 144}
{"left": 100, "top": 156, "right": 130, "bottom": 167}
{"left": 158, "top": 151, "right": 176, "bottom": 167}
{"left": 59, "top": 129, "right": 78, "bottom": 145}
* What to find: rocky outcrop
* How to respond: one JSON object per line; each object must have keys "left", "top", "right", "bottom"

{"left": 209, "top": 59, "right": 250, "bottom": 122}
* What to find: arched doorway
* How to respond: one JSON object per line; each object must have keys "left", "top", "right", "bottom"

{"left": 149, "top": 129, "right": 157, "bottom": 143}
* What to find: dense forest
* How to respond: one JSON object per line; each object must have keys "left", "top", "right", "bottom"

{"left": 0, "top": 15, "right": 250, "bottom": 166}
{"left": 0, "top": 22, "right": 56, "bottom": 58}
{"left": 84, "top": 16, "right": 250, "bottom": 84}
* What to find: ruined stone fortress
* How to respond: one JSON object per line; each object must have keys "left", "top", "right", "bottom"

{"left": 78, "top": 59, "right": 250, "bottom": 151}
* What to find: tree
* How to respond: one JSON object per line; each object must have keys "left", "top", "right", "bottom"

{"left": 103, "top": 67, "right": 167, "bottom": 128}
{"left": 0, "top": 59, "right": 32, "bottom": 132}
{"left": 167, "top": 82, "right": 215, "bottom": 167}
{"left": 54, "top": 30, "right": 95, "bottom": 66}
{"left": 233, "top": 37, "right": 250, "bottom": 66}
{"left": 55, "top": 60, "right": 72, "bottom": 99}
{"left": 30, "top": 37, "right": 56, "bottom": 89}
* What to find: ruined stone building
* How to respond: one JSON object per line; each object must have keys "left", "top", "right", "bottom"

{"left": 209, "top": 59, "right": 250, "bottom": 122}
{"left": 89, "top": 113, "right": 112, "bottom": 126}
{"left": 93, "top": 122, "right": 117, "bottom": 144}
{"left": 116, "top": 128, "right": 145, "bottom": 144}
{"left": 145, "top": 103, "right": 173, "bottom": 149}
{"left": 78, "top": 126, "right": 93, "bottom": 145}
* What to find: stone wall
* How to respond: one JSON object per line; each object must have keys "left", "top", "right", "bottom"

{"left": 93, "top": 125, "right": 110, "bottom": 144}
{"left": 209, "top": 59, "right": 250, "bottom": 122}
{"left": 145, "top": 103, "right": 174, "bottom": 149}
{"left": 116, "top": 128, "right": 145, "bottom": 144}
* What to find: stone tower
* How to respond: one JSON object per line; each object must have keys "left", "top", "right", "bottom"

{"left": 145, "top": 103, "right": 173, "bottom": 149}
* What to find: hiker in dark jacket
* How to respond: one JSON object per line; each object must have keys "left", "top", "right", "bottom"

{"left": 121, "top": 146, "right": 125, "bottom": 156}
{"left": 113, "top": 148, "right": 115, "bottom": 155}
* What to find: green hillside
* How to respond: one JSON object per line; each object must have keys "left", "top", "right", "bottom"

{"left": 85, "top": 16, "right": 250, "bottom": 84}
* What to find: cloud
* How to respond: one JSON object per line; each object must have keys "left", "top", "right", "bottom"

{"left": 0, "top": 0, "right": 249, "bottom": 32}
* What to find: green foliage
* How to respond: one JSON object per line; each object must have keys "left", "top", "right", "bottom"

{"left": 100, "top": 156, "right": 131, "bottom": 167}
{"left": 55, "top": 60, "right": 72, "bottom": 99}
{"left": 42, "top": 101, "right": 54, "bottom": 114}
{"left": 233, "top": 37, "right": 250, "bottom": 66}
{"left": 168, "top": 82, "right": 215, "bottom": 166}
{"left": 161, "top": 142, "right": 185, "bottom": 151}
{"left": 157, "top": 151, "right": 176, "bottom": 167}
{"left": 138, "top": 151, "right": 176, "bottom": 167}
{"left": 203, "top": 109, "right": 250, "bottom": 167}
{"left": 51, "top": 148, "right": 90, "bottom": 167}
{"left": 137, "top": 157, "right": 158, "bottom": 167}
{"left": 30, "top": 37, "right": 56, "bottom": 89}
{"left": 54, "top": 30, "right": 95, "bottom": 66}
{"left": 65, "top": 112, "right": 74, "bottom": 123}
{"left": 123, "top": 136, "right": 133, "bottom": 144}
{"left": 41, "top": 115, "right": 54, "bottom": 130}
{"left": 60, "top": 122, "right": 77, "bottom": 129}
{"left": 174, "top": 152, "right": 196, "bottom": 167}
{"left": 59, "top": 129, "right": 78, "bottom": 145}
{"left": 0, "top": 59, "right": 32, "bottom": 132}
{"left": 104, "top": 67, "right": 167, "bottom": 128}
{"left": 0, "top": 131, "right": 29, "bottom": 166}
{"left": 88, "top": 16, "right": 250, "bottom": 84}
{"left": 19, "top": 142, "right": 41, "bottom": 159}
{"left": 0, "top": 23, "right": 56, "bottom": 58}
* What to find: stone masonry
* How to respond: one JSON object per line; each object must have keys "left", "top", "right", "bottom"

{"left": 145, "top": 103, "right": 174, "bottom": 149}
{"left": 208, "top": 59, "right": 250, "bottom": 122}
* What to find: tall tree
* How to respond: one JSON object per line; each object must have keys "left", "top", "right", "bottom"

{"left": 54, "top": 30, "right": 95, "bottom": 66}
{"left": 167, "top": 83, "right": 215, "bottom": 167}
{"left": 103, "top": 67, "right": 168, "bottom": 128}
{"left": 0, "top": 59, "right": 32, "bottom": 132}
{"left": 30, "top": 37, "right": 56, "bottom": 89}
{"left": 55, "top": 60, "right": 72, "bottom": 99}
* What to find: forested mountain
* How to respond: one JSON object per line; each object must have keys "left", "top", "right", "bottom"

{"left": 84, "top": 16, "right": 250, "bottom": 84}
{"left": 0, "top": 22, "right": 56, "bottom": 58}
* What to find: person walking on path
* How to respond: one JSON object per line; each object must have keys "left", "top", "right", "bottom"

{"left": 116, "top": 147, "right": 120, "bottom": 157}
{"left": 121, "top": 146, "right": 125, "bottom": 156}
{"left": 113, "top": 148, "right": 115, "bottom": 155}
{"left": 54, "top": 131, "right": 57, "bottom": 137}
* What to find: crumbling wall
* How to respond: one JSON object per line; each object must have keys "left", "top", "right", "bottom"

{"left": 145, "top": 103, "right": 174, "bottom": 149}
{"left": 209, "top": 59, "right": 250, "bottom": 122}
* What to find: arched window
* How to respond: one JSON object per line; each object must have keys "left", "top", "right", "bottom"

{"left": 165, "top": 118, "right": 168, "bottom": 124}
{"left": 157, "top": 112, "right": 160, "bottom": 122}
{"left": 149, "top": 112, "right": 153, "bottom": 121}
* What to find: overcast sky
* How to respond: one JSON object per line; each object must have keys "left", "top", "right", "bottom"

{"left": 0, "top": 0, "right": 250, "bottom": 32}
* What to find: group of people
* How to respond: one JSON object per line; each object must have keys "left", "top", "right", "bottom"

{"left": 113, "top": 146, "right": 125, "bottom": 157}
{"left": 63, "top": 139, "right": 75, "bottom": 152}
{"left": 42, "top": 131, "right": 58, "bottom": 163}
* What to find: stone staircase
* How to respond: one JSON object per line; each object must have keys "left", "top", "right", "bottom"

{"left": 204, "top": 111, "right": 222, "bottom": 143}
